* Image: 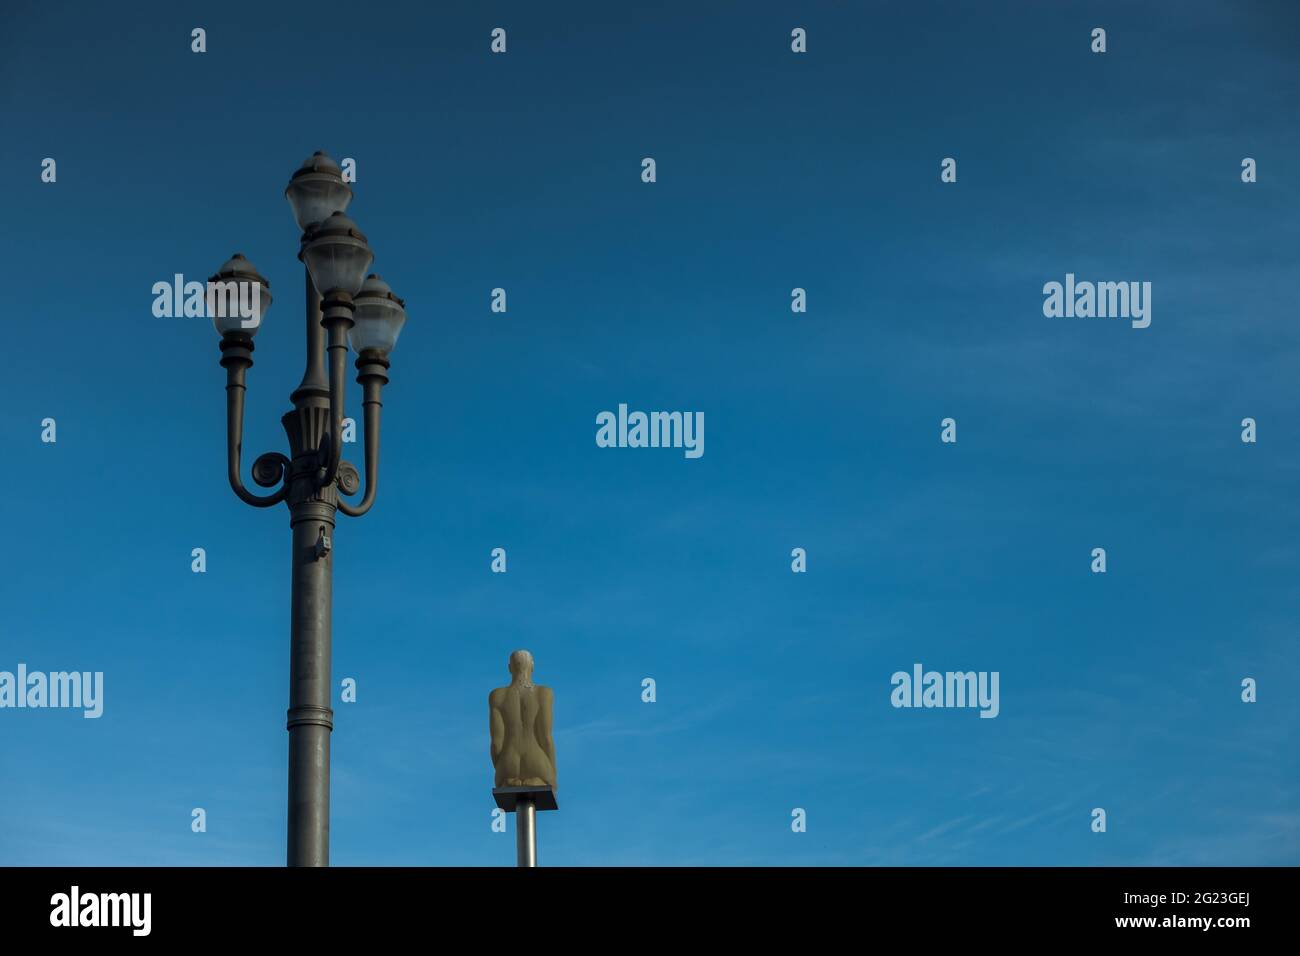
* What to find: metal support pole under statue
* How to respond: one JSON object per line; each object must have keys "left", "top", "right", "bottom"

{"left": 516, "top": 796, "right": 537, "bottom": 867}
{"left": 493, "top": 787, "right": 556, "bottom": 867}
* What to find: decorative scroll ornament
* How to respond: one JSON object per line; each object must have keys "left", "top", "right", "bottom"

{"left": 251, "top": 451, "right": 291, "bottom": 488}
{"left": 337, "top": 461, "right": 361, "bottom": 496}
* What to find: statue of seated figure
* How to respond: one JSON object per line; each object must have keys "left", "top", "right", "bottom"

{"left": 489, "top": 650, "right": 556, "bottom": 789}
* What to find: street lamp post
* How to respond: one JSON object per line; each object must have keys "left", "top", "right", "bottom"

{"left": 213, "top": 152, "right": 407, "bottom": 867}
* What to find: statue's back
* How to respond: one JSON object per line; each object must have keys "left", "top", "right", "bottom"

{"left": 490, "top": 683, "right": 556, "bottom": 788}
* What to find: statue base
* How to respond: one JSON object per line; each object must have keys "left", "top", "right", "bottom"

{"left": 492, "top": 785, "right": 558, "bottom": 813}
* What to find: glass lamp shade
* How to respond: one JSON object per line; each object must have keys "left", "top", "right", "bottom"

{"left": 300, "top": 212, "right": 373, "bottom": 296}
{"left": 207, "top": 253, "right": 272, "bottom": 337}
{"left": 350, "top": 274, "right": 407, "bottom": 354}
{"left": 285, "top": 151, "right": 352, "bottom": 232}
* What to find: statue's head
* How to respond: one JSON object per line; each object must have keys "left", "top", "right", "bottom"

{"left": 508, "top": 649, "right": 534, "bottom": 686}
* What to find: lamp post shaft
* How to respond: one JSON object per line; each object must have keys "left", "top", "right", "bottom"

{"left": 285, "top": 267, "right": 337, "bottom": 867}
{"left": 285, "top": 501, "right": 334, "bottom": 866}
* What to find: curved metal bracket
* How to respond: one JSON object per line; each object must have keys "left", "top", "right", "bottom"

{"left": 230, "top": 447, "right": 289, "bottom": 508}
{"left": 337, "top": 371, "right": 384, "bottom": 518}
{"left": 223, "top": 337, "right": 289, "bottom": 509}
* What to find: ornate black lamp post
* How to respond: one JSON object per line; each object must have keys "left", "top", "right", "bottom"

{"left": 213, "top": 152, "right": 407, "bottom": 866}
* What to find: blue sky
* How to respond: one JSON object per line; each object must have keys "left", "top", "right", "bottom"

{"left": 1, "top": 0, "right": 1297, "bottom": 865}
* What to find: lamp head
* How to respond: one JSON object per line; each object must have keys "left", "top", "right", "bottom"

{"left": 285, "top": 150, "right": 353, "bottom": 234}
{"left": 350, "top": 274, "right": 406, "bottom": 355}
{"left": 207, "top": 253, "right": 272, "bottom": 337}
{"left": 299, "top": 212, "right": 373, "bottom": 297}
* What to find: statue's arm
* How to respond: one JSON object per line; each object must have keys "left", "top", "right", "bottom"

{"left": 489, "top": 696, "right": 504, "bottom": 762}
{"left": 538, "top": 687, "right": 556, "bottom": 781}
